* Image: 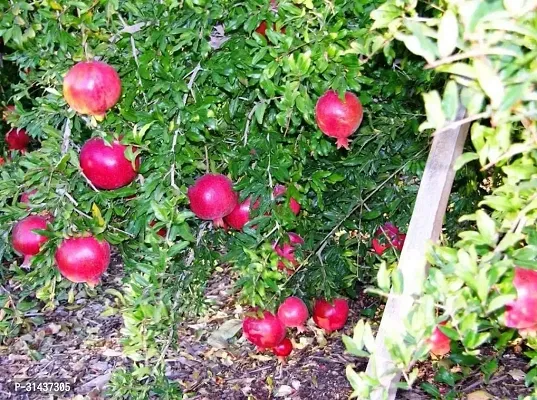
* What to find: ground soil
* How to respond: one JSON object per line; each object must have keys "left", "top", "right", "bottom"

{"left": 0, "top": 255, "right": 532, "bottom": 399}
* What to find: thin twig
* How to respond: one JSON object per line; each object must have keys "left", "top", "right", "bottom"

{"left": 425, "top": 48, "right": 519, "bottom": 69}
{"left": 80, "top": 170, "right": 100, "bottom": 192}
{"left": 183, "top": 63, "right": 202, "bottom": 105}
{"left": 243, "top": 103, "right": 259, "bottom": 146}
{"left": 432, "top": 111, "right": 490, "bottom": 137}
{"left": 61, "top": 118, "right": 71, "bottom": 155}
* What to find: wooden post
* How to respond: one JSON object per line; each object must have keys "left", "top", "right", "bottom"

{"left": 365, "top": 107, "right": 470, "bottom": 400}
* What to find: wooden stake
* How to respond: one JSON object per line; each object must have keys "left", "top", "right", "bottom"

{"left": 365, "top": 107, "right": 470, "bottom": 399}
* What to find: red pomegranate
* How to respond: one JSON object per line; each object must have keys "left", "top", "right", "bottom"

{"left": 54, "top": 235, "right": 111, "bottom": 286}
{"left": 273, "top": 185, "right": 301, "bottom": 215}
{"left": 505, "top": 268, "right": 537, "bottom": 330}
{"left": 372, "top": 222, "right": 406, "bottom": 256}
{"left": 255, "top": 21, "right": 286, "bottom": 36}
{"left": 5, "top": 128, "right": 30, "bottom": 150}
{"left": 428, "top": 323, "right": 451, "bottom": 356}
{"left": 80, "top": 137, "right": 140, "bottom": 190}
{"left": 315, "top": 90, "right": 363, "bottom": 149}
{"left": 242, "top": 310, "right": 286, "bottom": 350}
{"left": 223, "top": 197, "right": 260, "bottom": 230}
{"left": 11, "top": 215, "right": 50, "bottom": 268}
{"left": 0, "top": 157, "right": 4, "bottom": 166}
{"left": 2, "top": 105, "right": 15, "bottom": 121}
{"left": 272, "top": 337, "right": 293, "bottom": 361}
{"left": 273, "top": 232, "right": 304, "bottom": 275}
{"left": 187, "top": 174, "right": 238, "bottom": 227}
{"left": 277, "top": 296, "right": 309, "bottom": 332}
{"left": 63, "top": 61, "right": 121, "bottom": 119}
{"left": 313, "top": 298, "right": 349, "bottom": 332}
{"left": 20, "top": 189, "right": 38, "bottom": 204}
{"left": 149, "top": 220, "right": 167, "bottom": 237}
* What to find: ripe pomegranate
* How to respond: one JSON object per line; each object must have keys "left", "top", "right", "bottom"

{"left": 277, "top": 296, "right": 309, "bottom": 332}
{"left": 242, "top": 310, "right": 286, "bottom": 350}
{"left": 372, "top": 222, "right": 406, "bottom": 256}
{"left": 273, "top": 232, "right": 304, "bottom": 275}
{"left": 54, "top": 235, "right": 111, "bottom": 286}
{"left": 11, "top": 215, "right": 50, "bottom": 268}
{"left": 313, "top": 298, "right": 349, "bottom": 332}
{"left": 273, "top": 184, "right": 301, "bottom": 215}
{"left": 272, "top": 337, "right": 293, "bottom": 361}
{"left": 223, "top": 197, "right": 260, "bottom": 230}
{"left": 505, "top": 268, "right": 537, "bottom": 331}
{"left": 187, "top": 174, "right": 238, "bottom": 227}
{"left": 0, "top": 157, "right": 4, "bottom": 166}
{"left": 63, "top": 61, "right": 121, "bottom": 119}
{"left": 428, "top": 324, "right": 451, "bottom": 356}
{"left": 315, "top": 90, "right": 363, "bottom": 149}
{"left": 20, "top": 189, "right": 38, "bottom": 204}
{"left": 5, "top": 128, "right": 30, "bottom": 150}
{"left": 149, "top": 220, "right": 167, "bottom": 237}
{"left": 2, "top": 105, "right": 15, "bottom": 121}
{"left": 80, "top": 137, "right": 140, "bottom": 190}
{"left": 255, "top": 21, "right": 286, "bottom": 36}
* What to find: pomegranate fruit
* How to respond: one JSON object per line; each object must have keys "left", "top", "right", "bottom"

{"left": 312, "top": 298, "right": 349, "bottom": 332}
{"left": 273, "top": 184, "right": 301, "bottom": 215}
{"left": 315, "top": 90, "right": 363, "bottom": 149}
{"left": 273, "top": 233, "right": 304, "bottom": 275}
{"left": 277, "top": 296, "right": 309, "bottom": 332}
{"left": 428, "top": 324, "right": 451, "bottom": 356}
{"left": 505, "top": 268, "right": 537, "bottom": 330}
{"left": 5, "top": 128, "right": 30, "bottom": 150}
{"left": 223, "top": 197, "right": 260, "bottom": 230}
{"left": 372, "top": 222, "right": 406, "bottom": 256}
{"left": 63, "top": 61, "right": 121, "bottom": 119}
{"left": 272, "top": 337, "right": 293, "bottom": 361}
{"left": 11, "top": 215, "right": 50, "bottom": 268}
{"left": 80, "top": 137, "right": 139, "bottom": 190}
{"left": 242, "top": 310, "right": 286, "bottom": 350}
{"left": 187, "top": 174, "right": 238, "bottom": 227}
{"left": 55, "top": 235, "right": 111, "bottom": 286}
{"left": 149, "top": 220, "right": 167, "bottom": 237}
{"left": 0, "top": 157, "right": 4, "bottom": 166}
{"left": 255, "top": 21, "right": 286, "bottom": 36}
{"left": 20, "top": 189, "right": 38, "bottom": 204}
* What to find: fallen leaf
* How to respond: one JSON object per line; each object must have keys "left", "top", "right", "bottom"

{"left": 101, "top": 349, "right": 123, "bottom": 357}
{"left": 292, "top": 336, "right": 313, "bottom": 350}
{"left": 249, "top": 353, "right": 273, "bottom": 362}
{"left": 508, "top": 369, "right": 525, "bottom": 381}
{"left": 44, "top": 323, "right": 61, "bottom": 335}
{"left": 273, "top": 385, "right": 294, "bottom": 397}
{"left": 291, "top": 380, "right": 301, "bottom": 390}
{"left": 207, "top": 319, "right": 242, "bottom": 349}
{"left": 467, "top": 390, "right": 494, "bottom": 400}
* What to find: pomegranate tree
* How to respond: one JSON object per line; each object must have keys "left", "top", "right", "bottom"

{"left": 187, "top": 174, "right": 238, "bottom": 227}
{"left": 242, "top": 310, "right": 286, "bottom": 350}
{"left": 505, "top": 268, "right": 537, "bottom": 332}
{"left": 54, "top": 235, "right": 111, "bottom": 286}
{"left": 315, "top": 90, "right": 363, "bottom": 150}
{"left": 5, "top": 128, "right": 30, "bottom": 151}
{"left": 428, "top": 324, "right": 451, "bottom": 356}
{"left": 272, "top": 337, "right": 293, "bottom": 361}
{"left": 277, "top": 296, "right": 309, "bottom": 332}
{"left": 223, "top": 197, "right": 260, "bottom": 230}
{"left": 313, "top": 298, "right": 349, "bottom": 332}
{"left": 63, "top": 61, "right": 121, "bottom": 119}
{"left": 80, "top": 137, "right": 140, "bottom": 190}
{"left": 11, "top": 215, "right": 50, "bottom": 268}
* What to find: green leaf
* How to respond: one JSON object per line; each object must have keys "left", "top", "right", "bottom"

{"left": 254, "top": 102, "right": 267, "bottom": 125}
{"left": 475, "top": 210, "right": 498, "bottom": 246}
{"left": 437, "top": 10, "right": 458, "bottom": 57}
{"left": 442, "top": 80, "right": 459, "bottom": 122}
{"left": 377, "top": 261, "right": 390, "bottom": 291}
{"left": 487, "top": 294, "right": 516, "bottom": 313}
{"left": 474, "top": 59, "right": 504, "bottom": 109}
{"left": 395, "top": 33, "right": 437, "bottom": 64}
{"left": 454, "top": 152, "right": 479, "bottom": 171}
{"left": 423, "top": 90, "right": 446, "bottom": 129}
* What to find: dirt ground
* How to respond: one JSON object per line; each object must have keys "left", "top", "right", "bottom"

{"left": 0, "top": 255, "right": 532, "bottom": 399}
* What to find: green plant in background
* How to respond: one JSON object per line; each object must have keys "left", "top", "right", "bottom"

{"left": 343, "top": 0, "right": 537, "bottom": 399}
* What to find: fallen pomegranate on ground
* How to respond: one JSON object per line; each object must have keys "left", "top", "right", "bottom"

{"left": 315, "top": 90, "right": 363, "bottom": 150}
{"left": 54, "top": 235, "right": 111, "bottom": 286}
{"left": 428, "top": 323, "right": 451, "bottom": 356}
{"left": 272, "top": 337, "right": 293, "bottom": 362}
{"left": 313, "top": 298, "right": 349, "bottom": 332}
{"left": 273, "top": 184, "right": 301, "bottom": 215}
{"left": 242, "top": 310, "right": 286, "bottom": 350}
{"left": 372, "top": 222, "right": 406, "bottom": 256}
{"left": 63, "top": 61, "right": 121, "bottom": 120}
{"left": 80, "top": 137, "right": 140, "bottom": 190}
{"left": 11, "top": 215, "right": 50, "bottom": 268}
{"left": 277, "top": 296, "right": 309, "bottom": 332}
{"left": 187, "top": 173, "right": 238, "bottom": 228}
{"left": 5, "top": 128, "right": 30, "bottom": 151}
{"left": 505, "top": 267, "right": 537, "bottom": 332}
{"left": 223, "top": 197, "right": 260, "bottom": 230}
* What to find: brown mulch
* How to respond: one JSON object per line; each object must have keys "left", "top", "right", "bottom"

{"left": 0, "top": 255, "right": 533, "bottom": 399}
